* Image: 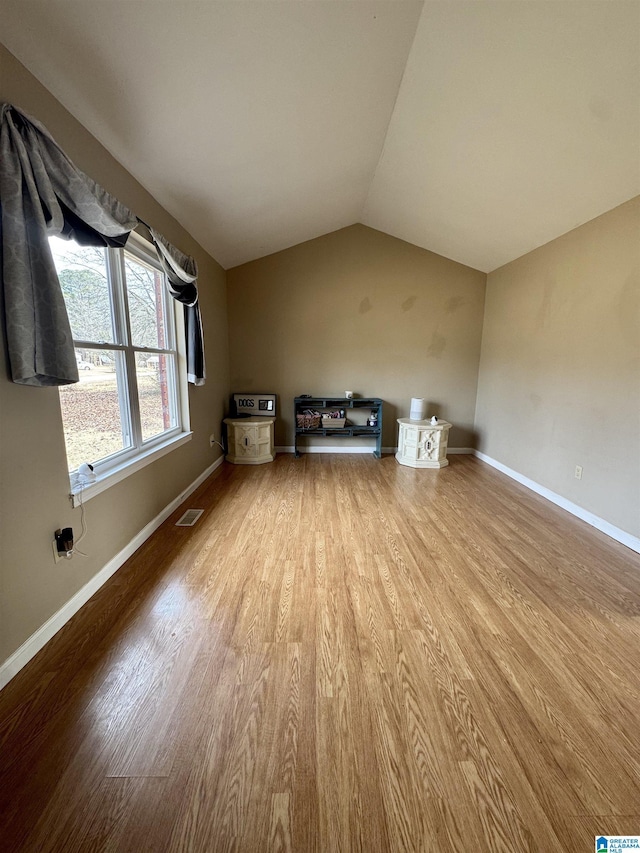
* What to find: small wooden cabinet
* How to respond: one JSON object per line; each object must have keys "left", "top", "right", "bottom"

{"left": 396, "top": 418, "right": 451, "bottom": 468}
{"left": 224, "top": 417, "right": 276, "bottom": 465}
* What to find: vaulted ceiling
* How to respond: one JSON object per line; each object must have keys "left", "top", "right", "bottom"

{"left": 1, "top": 1, "right": 639, "bottom": 272}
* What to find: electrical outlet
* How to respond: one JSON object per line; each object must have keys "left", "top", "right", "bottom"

{"left": 209, "top": 433, "right": 216, "bottom": 447}
{"left": 53, "top": 528, "right": 74, "bottom": 563}
{"left": 575, "top": 465, "right": 583, "bottom": 480}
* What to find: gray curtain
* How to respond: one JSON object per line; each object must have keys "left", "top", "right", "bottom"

{"left": 0, "top": 103, "right": 137, "bottom": 385}
{"left": 150, "top": 228, "right": 206, "bottom": 386}
{"left": 0, "top": 103, "right": 206, "bottom": 387}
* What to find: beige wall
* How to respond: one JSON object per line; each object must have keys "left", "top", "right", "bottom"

{"left": 475, "top": 197, "right": 640, "bottom": 538}
{"left": 0, "top": 46, "right": 230, "bottom": 667}
{"left": 227, "top": 225, "right": 486, "bottom": 450}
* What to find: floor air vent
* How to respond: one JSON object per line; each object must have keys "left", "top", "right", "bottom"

{"left": 175, "top": 509, "right": 204, "bottom": 527}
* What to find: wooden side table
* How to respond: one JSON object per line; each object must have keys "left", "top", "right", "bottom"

{"left": 395, "top": 418, "right": 452, "bottom": 468}
{"left": 224, "top": 417, "right": 276, "bottom": 465}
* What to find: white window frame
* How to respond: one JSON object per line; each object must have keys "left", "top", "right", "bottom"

{"left": 57, "top": 232, "right": 192, "bottom": 506}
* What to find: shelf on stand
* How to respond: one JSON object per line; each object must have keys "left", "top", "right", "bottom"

{"left": 294, "top": 396, "right": 383, "bottom": 458}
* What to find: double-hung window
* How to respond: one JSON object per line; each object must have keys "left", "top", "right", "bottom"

{"left": 50, "top": 232, "right": 190, "bottom": 500}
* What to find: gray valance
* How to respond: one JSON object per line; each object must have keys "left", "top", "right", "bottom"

{"left": 0, "top": 103, "right": 205, "bottom": 387}
{"left": 0, "top": 103, "right": 137, "bottom": 385}
{"left": 150, "top": 228, "right": 206, "bottom": 386}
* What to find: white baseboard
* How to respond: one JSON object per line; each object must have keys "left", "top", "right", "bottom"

{"left": 474, "top": 450, "right": 640, "bottom": 554}
{"left": 277, "top": 446, "right": 377, "bottom": 454}
{"left": 0, "top": 455, "right": 225, "bottom": 692}
{"left": 275, "top": 446, "right": 473, "bottom": 455}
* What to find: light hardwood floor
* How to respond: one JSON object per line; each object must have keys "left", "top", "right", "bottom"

{"left": 1, "top": 454, "right": 639, "bottom": 852}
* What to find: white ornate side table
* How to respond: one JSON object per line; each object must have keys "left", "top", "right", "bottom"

{"left": 224, "top": 417, "right": 276, "bottom": 465}
{"left": 395, "top": 418, "right": 452, "bottom": 468}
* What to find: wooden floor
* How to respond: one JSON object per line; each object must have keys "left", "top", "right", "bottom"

{"left": 1, "top": 454, "right": 639, "bottom": 852}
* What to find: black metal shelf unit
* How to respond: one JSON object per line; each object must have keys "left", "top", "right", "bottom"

{"left": 294, "top": 396, "right": 383, "bottom": 458}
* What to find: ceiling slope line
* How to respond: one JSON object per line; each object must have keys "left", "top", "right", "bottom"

{"left": 358, "top": 1, "right": 426, "bottom": 224}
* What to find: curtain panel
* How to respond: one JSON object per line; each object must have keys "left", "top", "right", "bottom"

{"left": 150, "top": 228, "right": 206, "bottom": 386}
{"left": 0, "top": 103, "right": 205, "bottom": 387}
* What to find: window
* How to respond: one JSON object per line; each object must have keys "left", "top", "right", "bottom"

{"left": 50, "top": 233, "right": 190, "bottom": 500}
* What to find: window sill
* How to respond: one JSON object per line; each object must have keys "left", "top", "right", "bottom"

{"left": 69, "top": 431, "right": 193, "bottom": 507}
